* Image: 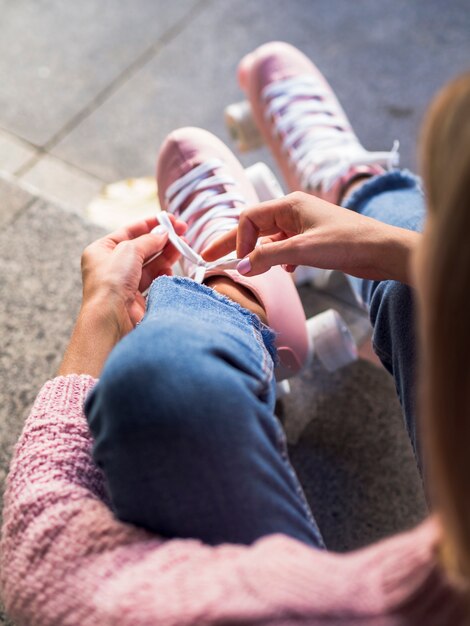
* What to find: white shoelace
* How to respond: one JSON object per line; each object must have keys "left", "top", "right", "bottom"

{"left": 263, "top": 75, "right": 399, "bottom": 192}
{"left": 153, "top": 159, "right": 245, "bottom": 283}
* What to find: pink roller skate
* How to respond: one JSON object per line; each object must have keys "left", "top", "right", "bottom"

{"left": 228, "top": 41, "right": 398, "bottom": 204}
{"left": 156, "top": 127, "right": 311, "bottom": 380}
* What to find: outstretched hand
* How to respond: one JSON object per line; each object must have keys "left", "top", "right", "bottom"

{"left": 202, "top": 191, "right": 419, "bottom": 284}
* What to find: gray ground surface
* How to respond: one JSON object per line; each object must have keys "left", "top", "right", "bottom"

{"left": 1, "top": 1, "right": 469, "bottom": 623}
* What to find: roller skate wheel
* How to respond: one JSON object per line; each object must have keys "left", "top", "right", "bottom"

{"left": 245, "top": 162, "right": 284, "bottom": 201}
{"left": 276, "top": 379, "right": 291, "bottom": 397}
{"left": 293, "top": 266, "right": 334, "bottom": 289}
{"left": 224, "top": 100, "right": 264, "bottom": 152}
{"left": 307, "top": 309, "right": 357, "bottom": 372}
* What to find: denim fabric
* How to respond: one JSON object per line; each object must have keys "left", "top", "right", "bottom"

{"left": 343, "top": 170, "right": 426, "bottom": 463}
{"left": 85, "top": 276, "right": 325, "bottom": 548}
{"left": 85, "top": 169, "right": 426, "bottom": 547}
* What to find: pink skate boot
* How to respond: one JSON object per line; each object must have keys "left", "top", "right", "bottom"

{"left": 237, "top": 42, "right": 399, "bottom": 203}
{"left": 156, "top": 127, "right": 310, "bottom": 380}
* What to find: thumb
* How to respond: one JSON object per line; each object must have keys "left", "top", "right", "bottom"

{"left": 236, "top": 235, "right": 305, "bottom": 276}
{"left": 139, "top": 228, "right": 170, "bottom": 261}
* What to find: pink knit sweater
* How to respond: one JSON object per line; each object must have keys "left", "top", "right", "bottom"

{"left": 0, "top": 376, "right": 467, "bottom": 625}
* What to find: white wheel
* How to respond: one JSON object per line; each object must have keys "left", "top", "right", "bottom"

{"left": 224, "top": 100, "right": 264, "bottom": 152}
{"left": 293, "top": 266, "right": 334, "bottom": 289}
{"left": 307, "top": 309, "right": 357, "bottom": 372}
{"left": 276, "top": 379, "right": 291, "bottom": 398}
{"left": 245, "top": 162, "right": 284, "bottom": 201}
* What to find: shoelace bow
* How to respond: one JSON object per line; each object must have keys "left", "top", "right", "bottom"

{"left": 263, "top": 75, "right": 399, "bottom": 191}
{"left": 153, "top": 159, "right": 245, "bottom": 283}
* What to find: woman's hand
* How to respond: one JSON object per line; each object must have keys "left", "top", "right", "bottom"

{"left": 59, "top": 216, "right": 187, "bottom": 377}
{"left": 202, "top": 191, "right": 420, "bottom": 284}
{"left": 80, "top": 216, "right": 186, "bottom": 334}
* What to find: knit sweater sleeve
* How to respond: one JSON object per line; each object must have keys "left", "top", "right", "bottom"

{"left": 0, "top": 376, "right": 279, "bottom": 626}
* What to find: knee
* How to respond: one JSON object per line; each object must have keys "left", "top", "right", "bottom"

{"left": 85, "top": 319, "right": 259, "bottom": 457}
{"left": 84, "top": 319, "right": 276, "bottom": 531}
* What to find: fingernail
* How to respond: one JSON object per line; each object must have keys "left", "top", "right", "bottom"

{"left": 237, "top": 257, "right": 251, "bottom": 275}
{"left": 152, "top": 225, "right": 168, "bottom": 236}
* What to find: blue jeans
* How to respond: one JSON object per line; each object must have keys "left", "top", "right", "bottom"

{"left": 344, "top": 171, "right": 425, "bottom": 460}
{"left": 85, "top": 169, "right": 425, "bottom": 548}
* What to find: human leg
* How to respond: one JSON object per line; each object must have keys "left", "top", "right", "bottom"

{"left": 238, "top": 42, "right": 424, "bottom": 462}
{"left": 157, "top": 126, "right": 311, "bottom": 381}
{"left": 85, "top": 276, "right": 324, "bottom": 547}
{"left": 342, "top": 172, "right": 425, "bottom": 460}
{"left": 85, "top": 128, "right": 323, "bottom": 547}
{"left": 237, "top": 41, "right": 398, "bottom": 204}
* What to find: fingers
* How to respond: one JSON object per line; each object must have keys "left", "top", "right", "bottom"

{"left": 108, "top": 214, "right": 187, "bottom": 245}
{"left": 111, "top": 216, "right": 187, "bottom": 267}
{"left": 236, "top": 235, "right": 306, "bottom": 277}
{"left": 201, "top": 227, "right": 237, "bottom": 261}
{"left": 260, "top": 232, "right": 288, "bottom": 245}
{"left": 108, "top": 217, "right": 159, "bottom": 244}
{"left": 117, "top": 229, "right": 170, "bottom": 263}
{"left": 110, "top": 218, "right": 188, "bottom": 293}
{"left": 201, "top": 220, "right": 281, "bottom": 262}
{"left": 236, "top": 213, "right": 262, "bottom": 258}
{"left": 202, "top": 196, "right": 297, "bottom": 261}
{"left": 139, "top": 241, "right": 181, "bottom": 292}
{"left": 236, "top": 198, "right": 289, "bottom": 257}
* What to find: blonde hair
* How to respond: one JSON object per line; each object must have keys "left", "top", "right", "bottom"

{"left": 420, "top": 71, "right": 470, "bottom": 587}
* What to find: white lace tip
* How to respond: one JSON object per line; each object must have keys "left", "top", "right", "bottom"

{"left": 391, "top": 140, "right": 400, "bottom": 167}
{"left": 194, "top": 266, "right": 206, "bottom": 284}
